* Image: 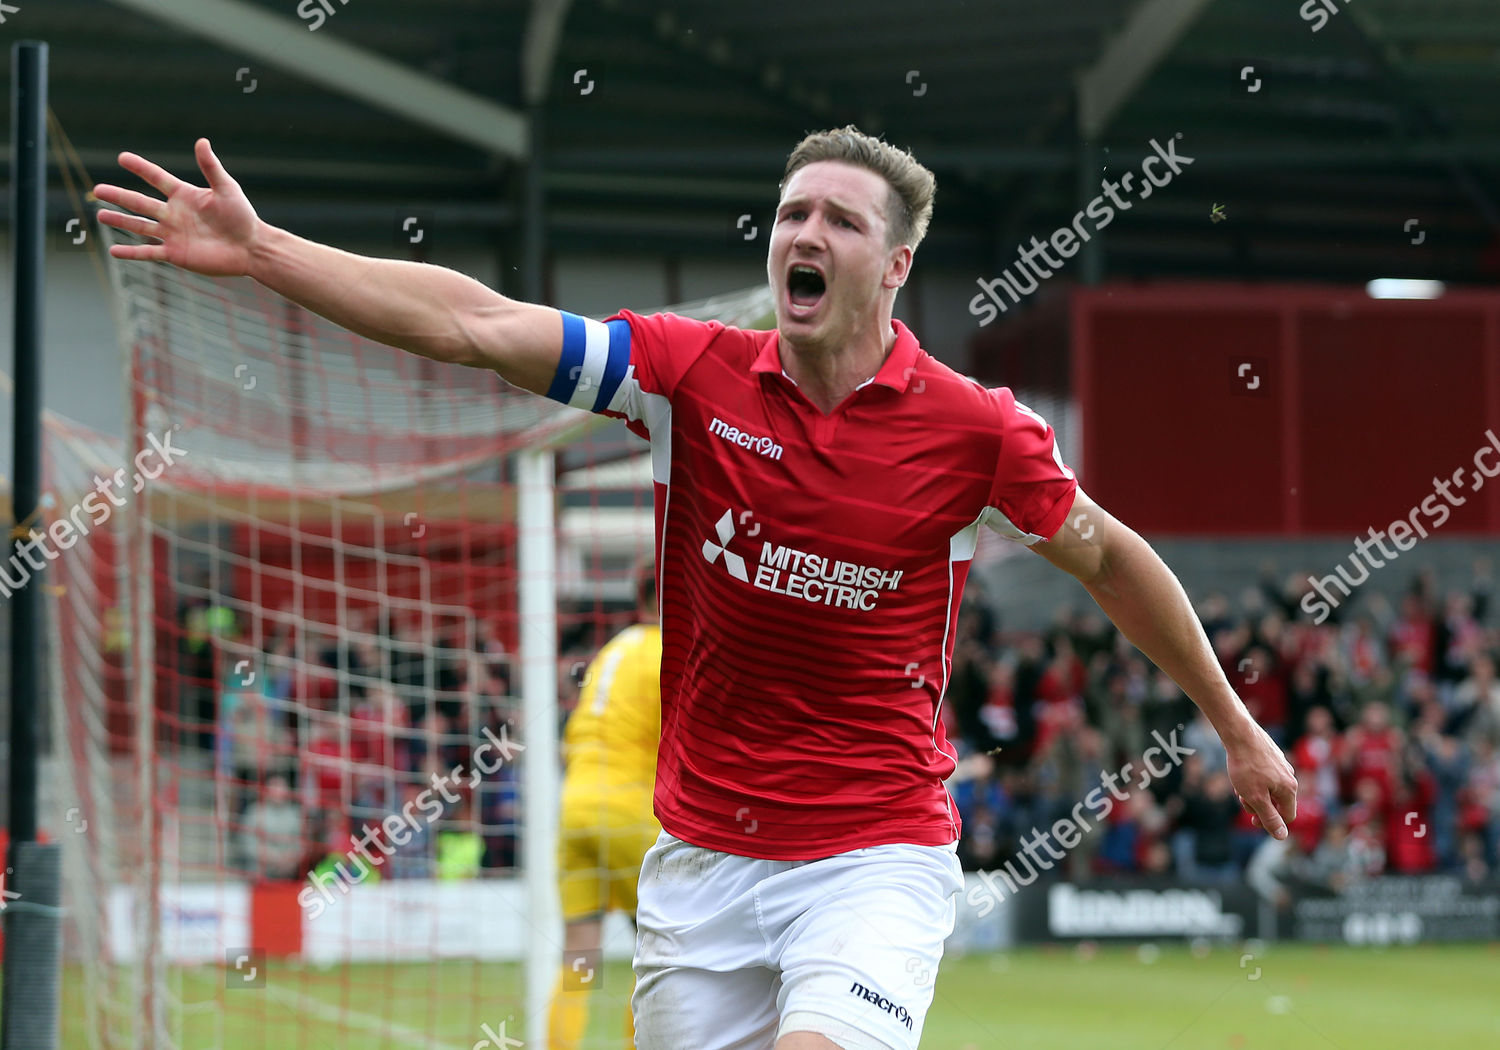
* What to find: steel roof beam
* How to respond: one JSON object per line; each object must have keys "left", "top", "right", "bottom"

{"left": 102, "top": 0, "right": 529, "bottom": 159}
{"left": 1077, "top": 0, "right": 1214, "bottom": 138}
{"left": 522, "top": 0, "right": 576, "bottom": 106}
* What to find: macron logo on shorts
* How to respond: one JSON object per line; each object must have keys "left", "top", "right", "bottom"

{"left": 848, "top": 982, "right": 915, "bottom": 1031}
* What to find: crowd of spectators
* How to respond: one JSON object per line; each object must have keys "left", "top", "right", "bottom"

{"left": 197, "top": 605, "right": 524, "bottom": 883}
{"left": 942, "top": 561, "right": 1500, "bottom": 896}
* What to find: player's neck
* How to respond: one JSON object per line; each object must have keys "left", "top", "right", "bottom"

{"left": 781, "top": 318, "right": 896, "bottom": 415}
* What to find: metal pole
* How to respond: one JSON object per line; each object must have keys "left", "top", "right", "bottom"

{"left": 517, "top": 448, "right": 560, "bottom": 1050}
{"left": 4, "top": 38, "right": 63, "bottom": 1050}
{"left": 1077, "top": 138, "right": 1104, "bottom": 287}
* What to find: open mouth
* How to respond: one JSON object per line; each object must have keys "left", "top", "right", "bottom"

{"left": 786, "top": 263, "right": 827, "bottom": 313}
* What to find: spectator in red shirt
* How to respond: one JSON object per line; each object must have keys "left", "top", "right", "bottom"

{"left": 350, "top": 682, "right": 408, "bottom": 772}
{"left": 1341, "top": 614, "right": 1387, "bottom": 689}
{"left": 1342, "top": 701, "right": 1400, "bottom": 804}
{"left": 1288, "top": 769, "right": 1327, "bottom": 854}
{"left": 303, "top": 720, "right": 352, "bottom": 812}
{"left": 1293, "top": 706, "right": 1343, "bottom": 809}
{"left": 1233, "top": 645, "right": 1289, "bottom": 744}
{"left": 1034, "top": 633, "right": 1086, "bottom": 709}
{"left": 1385, "top": 769, "right": 1437, "bottom": 873}
{"left": 1389, "top": 592, "right": 1436, "bottom": 676}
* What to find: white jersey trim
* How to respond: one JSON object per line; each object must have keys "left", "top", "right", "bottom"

{"left": 978, "top": 504, "right": 1046, "bottom": 546}
{"left": 608, "top": 369, "right": 673, "bottom": 485}
{"left": 929, "top": 517, "right": 986, "bottom": 844}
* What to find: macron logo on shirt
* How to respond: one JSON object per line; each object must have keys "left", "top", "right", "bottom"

{"left": 708, "top": 417, "right": 783, "bottom": 461}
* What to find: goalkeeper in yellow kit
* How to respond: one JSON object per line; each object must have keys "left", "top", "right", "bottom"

{"left": 551, "top": 564, "right": 661, "bottom": 1049}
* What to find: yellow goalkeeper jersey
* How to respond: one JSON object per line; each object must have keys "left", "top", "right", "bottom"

{"left": 562, "top": 622, "right": 662, "bottom": 792}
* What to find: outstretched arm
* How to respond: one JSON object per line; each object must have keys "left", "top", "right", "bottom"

{"left": 1033, "top": 488, "right": 1298, "bottom": 839}
{"left": 93, "top": 138, "right": 561, "bottom": 395}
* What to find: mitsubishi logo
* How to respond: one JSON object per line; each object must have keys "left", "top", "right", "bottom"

{"left": 702, "top": 509, "right": 749, "bottom": 582}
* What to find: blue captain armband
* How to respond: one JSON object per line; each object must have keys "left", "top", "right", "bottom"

{"left": 544, "top": 311, "right": 632, "bottom": 413}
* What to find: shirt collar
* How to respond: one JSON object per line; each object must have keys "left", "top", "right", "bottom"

{"left": 751, "top": 319, "right": 922, "bottom": 393}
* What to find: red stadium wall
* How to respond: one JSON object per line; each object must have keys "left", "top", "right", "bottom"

{"left": 1068, "top": 284, "right": 1500, "bottom": 535}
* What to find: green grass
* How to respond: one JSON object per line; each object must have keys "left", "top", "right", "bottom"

{"left": 37, "top": 942, "right": 1500, "bottom": 1048}
{"left": 927, "top": 942, "right": 1500, "bottom": 1049}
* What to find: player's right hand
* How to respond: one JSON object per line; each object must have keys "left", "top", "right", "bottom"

{"left": 1225, "top": 717, "right": 1297, "bottom": 840}
{"left": 93, "top": 138, "right": 262, "bottom": 277}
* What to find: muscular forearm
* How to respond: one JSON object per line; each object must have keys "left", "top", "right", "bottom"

{"left": 1083, "top": 526, "right": 1259, "bottom": 747}
{"left": 1039, "top": 493, "right": 1296, "bottom": 835}
{"left": 246, "top": 223, "right": 504, "bottom": 365}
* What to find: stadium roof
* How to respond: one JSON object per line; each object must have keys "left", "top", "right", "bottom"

{"left": 4, "top": 0, "right": 1498, "bottom": 285}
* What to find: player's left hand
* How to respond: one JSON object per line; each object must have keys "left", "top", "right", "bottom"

{"left": 1224, "top": 718, "right": 1297, "bottom": 840}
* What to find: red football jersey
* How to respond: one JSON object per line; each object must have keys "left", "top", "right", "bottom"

{"left": 557, "top": 308, "right": 1077, "bottom": 859}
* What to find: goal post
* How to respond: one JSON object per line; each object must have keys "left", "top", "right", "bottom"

{"left": 516, "top": 447, "right": 559, "bottom": 1050}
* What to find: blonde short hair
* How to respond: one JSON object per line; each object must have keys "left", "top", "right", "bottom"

{"left": 781, "top": 124, "right": 936, "bottom": 250}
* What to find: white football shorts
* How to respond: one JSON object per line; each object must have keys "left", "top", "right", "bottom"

{"left": 631, "top": 830, "right": 963, "bottom": 1050}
